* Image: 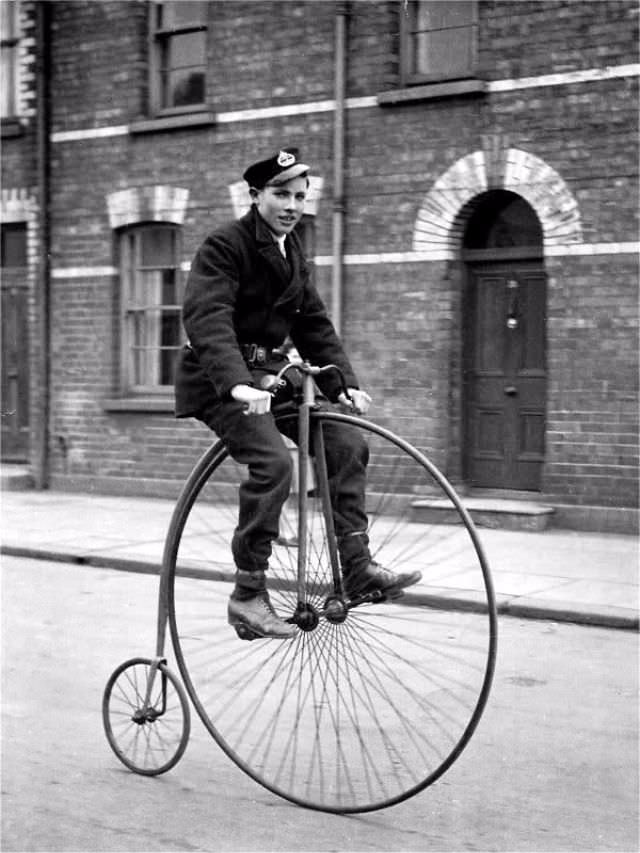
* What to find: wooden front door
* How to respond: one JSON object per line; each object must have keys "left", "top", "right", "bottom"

{"left": 1, "top": 277, "right": 30, "bottom": 461}
{"left": 465, "top": 263, "right": 546, "bottom": 490}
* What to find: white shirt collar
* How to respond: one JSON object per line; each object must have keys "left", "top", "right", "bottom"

{"left": 274, "top": 234, "right": 287, "bottom": 257}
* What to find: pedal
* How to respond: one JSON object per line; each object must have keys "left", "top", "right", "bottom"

{"left": 347, "top": 588, "right": 405, "bottom": 608}
{"left": 347, "top": 590, "right": 386, "bottom": 608}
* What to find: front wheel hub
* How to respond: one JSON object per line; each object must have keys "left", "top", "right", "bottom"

{"left": 293, "top": 602, "right": 320, "bottom": 632}
{"left": 132, "top": 707, "right": 159, "bottom": 725}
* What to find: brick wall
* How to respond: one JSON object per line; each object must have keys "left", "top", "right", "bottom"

{"left": 6, "top": 0, "right": 638, "bottom": 517}
{"left": 545, "top": 254, "right": 639, "bottom": 506}
{"left": 49, "top": 1, "right": 147, "bottom": 131}
{"left": 480, "top": 0, "right": 638, "bottom": 77}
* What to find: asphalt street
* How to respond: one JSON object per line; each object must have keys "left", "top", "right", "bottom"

{"left": 2, "top": 555, "right": 638, "bottom": 853}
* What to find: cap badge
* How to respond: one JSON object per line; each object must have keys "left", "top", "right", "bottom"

{"left": 277, "top": 150, "right": 296, "bottom": 167}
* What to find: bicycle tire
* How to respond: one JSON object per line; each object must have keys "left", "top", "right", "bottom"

{"left": 165, "top": 410, "right": 497, "bottom": 812}
{"left": 102, "top": 657, "right": 191, "bottom": 776}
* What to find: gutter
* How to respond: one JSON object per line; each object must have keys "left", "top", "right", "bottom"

{"left": 34, "top": 1, "right": 51, "bottom": 488}
{"left": 331, "top": 2, "right": 348, "bottom": 336}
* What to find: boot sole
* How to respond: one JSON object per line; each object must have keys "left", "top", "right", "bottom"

{"left": 228, "top": 617, "right": 297, "bottom": 641}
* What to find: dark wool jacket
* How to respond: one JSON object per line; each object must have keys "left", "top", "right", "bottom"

{"left": 174, "top": 206, "right": 359, "bottom": 418}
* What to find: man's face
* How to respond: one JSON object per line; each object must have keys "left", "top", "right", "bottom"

{"left": 254, "top": 176, "right": 307, "bottom": 236}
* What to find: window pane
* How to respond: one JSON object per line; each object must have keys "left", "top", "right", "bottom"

{"left": 409, "top": 0, "right": 474, "bottom": 79}
{"left": 131, "top": 270, "right": 181, "bottom": 308}
{"left": 165, "top": 31, "right": 205, "bottom": 70}
{"left": 130, "top": 310, "right": 161, "bottom": 385}
{"left": 167, "top": 68, "right": 205, "bottom": 107}
{"left": 154, "top": 4, "right": 207, "bottom": 112}
{"left": 121, "top": 224, "right": 182, "bottom": 389}
{"left": 412, "top": 29, "right": 472, "bottom": 77}
{"left": 129, "top": 313, "right": 147, "bottom": 386}
{"left": 135, "top": 270, "right": 163, "bottom": 307}
{"left": 161, "top": 268, "right": 179, "bottom": 304}
{"left": 161, "top": 349, "right": 178, "bottom": 385}
{"left": 160, "top": 31, "right": 206, "bottom": 107}
{"left": 161, "top": 310, "right": 182, "bottom": 384}
{"left": 161, "top": 310, "right": 181, "bottom": 347}
{"left": 159, "top": 0, "right": 207, "bottom": 29}
{"left": 140, "top": 226, "right": 175, "bottom": 267}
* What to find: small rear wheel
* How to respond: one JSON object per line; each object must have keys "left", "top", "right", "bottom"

{"left": 102, "top": 657, "right": 190, "bottom": 776}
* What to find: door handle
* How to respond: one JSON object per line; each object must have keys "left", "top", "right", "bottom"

{"left": 504, "top": 385, "right": 518, "bottom": 396}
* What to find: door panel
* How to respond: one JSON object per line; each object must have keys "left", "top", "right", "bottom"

{"left": 465, "top": 264, "right": 546, "bottom": 490}
{"left": 1, "top": 278, "right": 30, "bottom": 461}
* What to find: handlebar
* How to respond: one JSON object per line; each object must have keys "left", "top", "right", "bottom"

{"left": 260, "top": 362, "right": 352, "bottom": 406}
{"left": 278, "top": 360, "right": 347, "bottom": 384}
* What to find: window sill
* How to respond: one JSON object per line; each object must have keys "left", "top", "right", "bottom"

{"left": 103, "top": 397, "right": 175, "bottom": 413}
{"left": 129, "top": 111, "right": 216, "bottom": 134}
{"left": 377, "top": 78, "right": 486, "bottom": 106}
{"left": 1, "top": 117, "right": 24, "bottom": 138}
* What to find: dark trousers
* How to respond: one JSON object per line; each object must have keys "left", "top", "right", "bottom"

{"left": 198, "top": 398, "right": 370, "bottom": 574}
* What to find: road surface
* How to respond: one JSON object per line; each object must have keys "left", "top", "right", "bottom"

{"left": 2, "top": 556, "right": 638, "bottom": 852}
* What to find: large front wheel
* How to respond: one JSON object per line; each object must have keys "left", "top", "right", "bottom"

{"left": 165, "top": 411, "right": 497, "bottom": 813}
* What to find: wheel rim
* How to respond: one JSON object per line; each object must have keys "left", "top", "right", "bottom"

{"left": 102, "top": 658, "right": 190, "bottom": 776}
{"left": 167, "top": 413, "right": 497, "bottom": 812}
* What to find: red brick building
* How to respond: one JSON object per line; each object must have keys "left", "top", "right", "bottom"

{"left": 2, "top": 0, "right": 638, "bottom": 531}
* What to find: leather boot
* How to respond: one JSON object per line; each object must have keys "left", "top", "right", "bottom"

{"left": 228, "top": 569, "right": 297, "bottom": 640}
{"left": 339, "top": 532, "right": 422, "bottom": 600}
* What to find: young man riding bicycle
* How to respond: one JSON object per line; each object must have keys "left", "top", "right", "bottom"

{"left": 175, "top": 148, "right": 421, "bottom": 639}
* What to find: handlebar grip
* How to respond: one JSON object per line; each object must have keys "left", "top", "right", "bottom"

{"left": 259, "top": 375, "right": 286, "bottom": 395}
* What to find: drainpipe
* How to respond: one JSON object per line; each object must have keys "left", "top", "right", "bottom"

{"left": 331, "top": 2, "right": 348, "bottom": 336}
{"left": 34, "top": 1, "right": 51, "bottom": 488}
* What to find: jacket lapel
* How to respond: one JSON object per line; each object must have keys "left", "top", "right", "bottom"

{"left": 248, "top": 207, "right": 304, "bottom": 312}
{"left": 251, "top": 208, "right": 291, "bottom": 282}
{"left": 274, "top": 240, "right": 304, "bottom": 312}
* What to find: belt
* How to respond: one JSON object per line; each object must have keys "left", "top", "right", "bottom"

{"left": 240, "top": 343, "right": 284, "bottom": 366}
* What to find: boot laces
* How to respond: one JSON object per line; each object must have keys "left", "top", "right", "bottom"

{"left": 256, "top": 594, "right": 277, "bottom": 616}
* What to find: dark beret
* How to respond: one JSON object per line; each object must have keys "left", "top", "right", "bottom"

{"left": 243, "top": 148, "right": 310, "bottom": 189}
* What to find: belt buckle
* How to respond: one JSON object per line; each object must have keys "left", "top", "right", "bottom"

{"left": 246, "top": 344, "right": 267, "bottom": 365}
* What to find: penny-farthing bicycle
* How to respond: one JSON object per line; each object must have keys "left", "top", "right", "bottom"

{"left": 103, "top": 362, "right": 498, "bottom": 813}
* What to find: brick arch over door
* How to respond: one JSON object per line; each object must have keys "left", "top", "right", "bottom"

{"left": 412, "top": 148, "right": 582, "bottom": 254}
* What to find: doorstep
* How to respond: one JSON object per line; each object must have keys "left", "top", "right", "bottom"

{"left": 411, "top": 496, "right": 555, "bottom": 531}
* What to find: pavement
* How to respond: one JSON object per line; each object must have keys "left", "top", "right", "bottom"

{"left": 1, "top": 488, "right": 638, "bottom": 631}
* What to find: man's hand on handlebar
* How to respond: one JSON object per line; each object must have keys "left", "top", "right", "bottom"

{"left": 231, "top": 384, "right": 272, "bottom": 415}
{"left": 232, "top": 378, "right": 371, "bottom": 417}
{"left": 338, "top": 388, "right": 372, "bottom": 415}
